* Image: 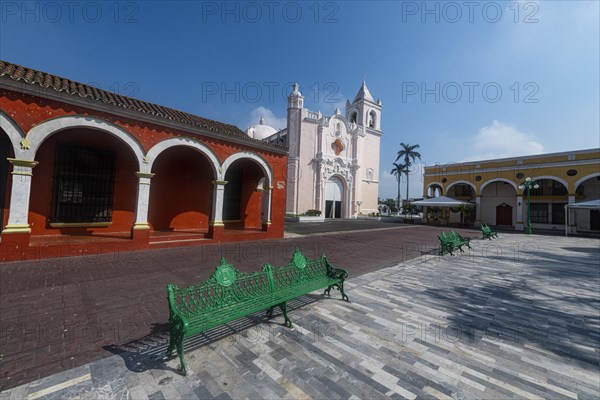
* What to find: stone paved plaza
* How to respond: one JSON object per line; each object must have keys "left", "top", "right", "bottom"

{"left": 1, "top": 231, "right": 599, "bottom": 399}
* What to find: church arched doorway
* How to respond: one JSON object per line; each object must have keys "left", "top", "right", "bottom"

{"left": 324, "top": 176, "right": 345, "bottom": 219}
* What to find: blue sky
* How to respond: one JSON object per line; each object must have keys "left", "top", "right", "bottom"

{"left": 1, "top": 1, "right": 598, "bottom": 199}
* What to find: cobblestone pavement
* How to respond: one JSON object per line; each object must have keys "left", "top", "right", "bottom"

{"left": 0, "top": 224, "right": 464, "bottom": 389}
{"left": 1, "top": 233, "right": 599, "bottom": 399}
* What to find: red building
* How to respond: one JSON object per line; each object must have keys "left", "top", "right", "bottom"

{"left": 0, "top": 61, "right": 288, "bottom": 262}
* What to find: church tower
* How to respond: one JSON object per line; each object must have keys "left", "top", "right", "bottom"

{"left": 287, "top": 83, "right": 304, "bottom": 158}
{"left": 345, "top": 81, "right": 382, "bottom": 131}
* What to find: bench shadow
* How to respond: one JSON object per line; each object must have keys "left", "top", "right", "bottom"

{"left": 103, "top": 294, "right": 326, "bottom": 374}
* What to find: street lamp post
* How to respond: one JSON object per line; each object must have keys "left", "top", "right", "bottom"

{"left": 518, "top": 177, "right": 540, "bottom": 234}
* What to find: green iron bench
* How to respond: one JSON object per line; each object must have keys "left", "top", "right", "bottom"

{"left": 481, "top": 224, "right": 498, "bottom": 240}
{"left": 166, "top": 248, "right": 349, "bottom": 374}
{"left": 438, "top": 230, "right": 472, "bottom": 256}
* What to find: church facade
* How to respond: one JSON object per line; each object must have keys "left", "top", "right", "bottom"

{"left": 255, "top": 82, "right": 383, "bottom": 218}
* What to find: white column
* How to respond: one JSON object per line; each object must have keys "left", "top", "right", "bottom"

{"left": 475, "top": 195, "right": 482, "bottom": 227}
{"left": 262, "top": 186, "right": 272, "bottom": 225}
{"left": 515, "top": 195, "right": 524, "bottom": 230}
{"left": 133, "top": 172, "right": 155, "bottom": 230}
{"left": 210, "top": 180, "right": 227, "bottom": 226}
{"left": 3, "top": 158, "right": 38, "bottom": 234}
{"left": 568, "top": 195, "right": 576, "bottom": 234}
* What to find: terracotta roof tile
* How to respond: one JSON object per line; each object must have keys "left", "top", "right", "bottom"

{"left": 0, "top": 60, "right": 287, "bottom": 150}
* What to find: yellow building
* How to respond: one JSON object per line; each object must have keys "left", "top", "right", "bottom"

{"left": 422, "top": 148, "right": 600, "bottom": 234}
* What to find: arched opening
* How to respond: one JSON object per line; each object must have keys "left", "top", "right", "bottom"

{"left": 1, "top": 131, "right": 14, "bottom": 230}
{"left": 446, "top": 183, "right": 475, "bottom": 200}
{"left": 574, "top": 175, "right": 600, "bottom": 231}
{"left": 446, "top": 183, "right": 476, "bottom": 225}
{"left": 149, "top": 146, "right": 214, "bottom": 235}
{"left": 480, "top": 181, "right": 517, "bottom": 227}
{"left": 324, "top": 176, "right": 345, "bottom": 219}
{"left": 368, "top": 110, "right": 377, "bottom": 129}
{"left": 223, "top": 158, "right": 266, "bottom": 230}
{"left": 29, "top": 128, "right": 138, "bottom": 236}
{"left": 528, "top": 178, "right": 568, "bottom": 226}
{"left": 349, "top": 111, "right": 357, "bottom": 124}
{"left": 427, "top": 184, "right": 443, "bottom": 198}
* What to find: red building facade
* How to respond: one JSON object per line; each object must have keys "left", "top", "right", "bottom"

{"left": 0, "top": 61, "right": 288, "bottom": 262}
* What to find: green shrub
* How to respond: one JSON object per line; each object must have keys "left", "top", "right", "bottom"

{"left": 305, "top": 209, "right": 321, "bottom": 216}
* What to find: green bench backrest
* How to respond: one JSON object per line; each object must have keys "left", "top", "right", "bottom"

{"left": 270, "top": 251, "right": 330, "bottom": 290}
{"left": 168, "top": 258, "right": 272, "bottom": 318}
{"left": 167, "top": 249, "right": 335, "bottom": 319}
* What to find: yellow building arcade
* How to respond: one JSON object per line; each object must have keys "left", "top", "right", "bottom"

{"left": 422, "top": 148, "right": 600, "bottom": 234}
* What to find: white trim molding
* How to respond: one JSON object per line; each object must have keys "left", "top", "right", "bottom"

{"left": 143, "top": 137, "right": 221, "bottom": 177}
{"left": 0, "top": 110, "right": 26, "bottom": 157}
{"left": 574, "top": 172, "right": 600, "bottom": 191}
{"left": 24, "top": 115, "right": 145, "bottom": 169}
{"left": 221, "top": 151, "right": 273, "bottom": 184}
{"left": 480, "top": 178, "right": 518, "bottom": 192}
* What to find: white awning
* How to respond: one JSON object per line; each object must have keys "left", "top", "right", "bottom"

{"left": 565, "top": 199, "right": 600, "bottom": 209}
{"left": 410, "top": 196, "right": 474, "bottom": 207}
{"left": 564, "top": 199, "right": 600, "bottom": 236}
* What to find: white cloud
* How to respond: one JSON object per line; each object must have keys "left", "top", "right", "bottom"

{"left": 246, "top": 106, "right": 287, "bottom": 131}
{"left": 461, "top": 120, "right": 544, "bottom": 162}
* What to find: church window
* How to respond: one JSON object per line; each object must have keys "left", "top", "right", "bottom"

{"left": 366, "top": 168, "right": 374, "bottom": 181}
{"left": 350, "top": 112, "right": 357, "bottom": 124}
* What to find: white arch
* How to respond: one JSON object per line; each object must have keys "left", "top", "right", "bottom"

{"left": 445, "top": 180, "right": 477, "bottom": 193}
{"left": 531, "top": 175, "right": 569, "bottom": 191}
{"left": 221, "top": 151, "right": 273, "bottom": 184}
{"left": 0, "top": 110, "right": 26, "bottom": 157}
{"left": 426, "top": 182, "right": 444, "bottom": 197}
{"left": 323, "top": 173, "right": 349, "bottom": 218}
{"left": 480, "top": 178, "right": 518, "bottom": 192}
{"left": 24, "top": 115, "right": 145, "bottom": 168}
{"left": 574, "top": 172, "right": 600, "bottom": 191}
{"left": 144, "top": 137, "right": 220, "bottom": 177}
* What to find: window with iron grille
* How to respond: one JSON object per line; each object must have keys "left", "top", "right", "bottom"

{"left": 51, "top": 145, "right": 116, "bottom": 223}
{"left": 454, "top": 184, "right": 473, "bottom": 197}
{"left": 530, "top": 203, "right": 548, "bottom": 223}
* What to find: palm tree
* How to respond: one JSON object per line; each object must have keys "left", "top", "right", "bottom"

{"left": 396, "top": 143, "right": 422, "bottom": 205}
{"left": 391, "top": 162, "right": 407, "bottom": 211}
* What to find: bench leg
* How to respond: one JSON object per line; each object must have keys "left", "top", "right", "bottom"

{"left": 266, "top": 306, "right": 275, "bottom": 318}
{"left": 325, "top": 283, "right": 349, "bottom": 302}
{"left": 177, "top": 337, "right": 188, "bottom": 375}
{"left": 278, "top": 302, "right": 292, "bottom": 328}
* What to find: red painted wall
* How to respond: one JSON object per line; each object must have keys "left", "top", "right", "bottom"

{"left": 149, "top": 146, "right": 213, "bottom": 231}
{"left": 240, "top": 161, "right": 263, "bottom": 229}
{"left": 0, "top": 89, "right": 288, "bottom": 239}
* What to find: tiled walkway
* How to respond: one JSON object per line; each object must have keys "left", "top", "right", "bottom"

{"left": 2, "top": 233, "right": 598, "bottom": 399}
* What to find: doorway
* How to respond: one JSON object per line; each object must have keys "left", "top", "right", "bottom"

{"left": 496, "top": 203, "right": 512, "bottom": 226}
{"left": 324, "top": 176, "right": 344, "bottom": 219}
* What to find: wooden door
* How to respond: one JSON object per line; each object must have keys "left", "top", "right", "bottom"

{"left": 496, "top": 204, "right": 512, "bottom": 226}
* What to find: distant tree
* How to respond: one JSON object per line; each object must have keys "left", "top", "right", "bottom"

{"left": 396, "top": 143, "right": 422, "bottom": 205}
{"left": 391, "top": 162, "right": 408, "bottom": 210}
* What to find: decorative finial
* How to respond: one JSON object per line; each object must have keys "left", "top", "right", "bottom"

{"left": 259, "top": 116, "right": 264, "bottom": 125}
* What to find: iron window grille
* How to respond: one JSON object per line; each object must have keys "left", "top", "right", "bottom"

{"left": 50, "top": 145, "right": 116, "bottom": 224}
{"left": 530, "top": 203, "right": 549, "bottom": 224}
